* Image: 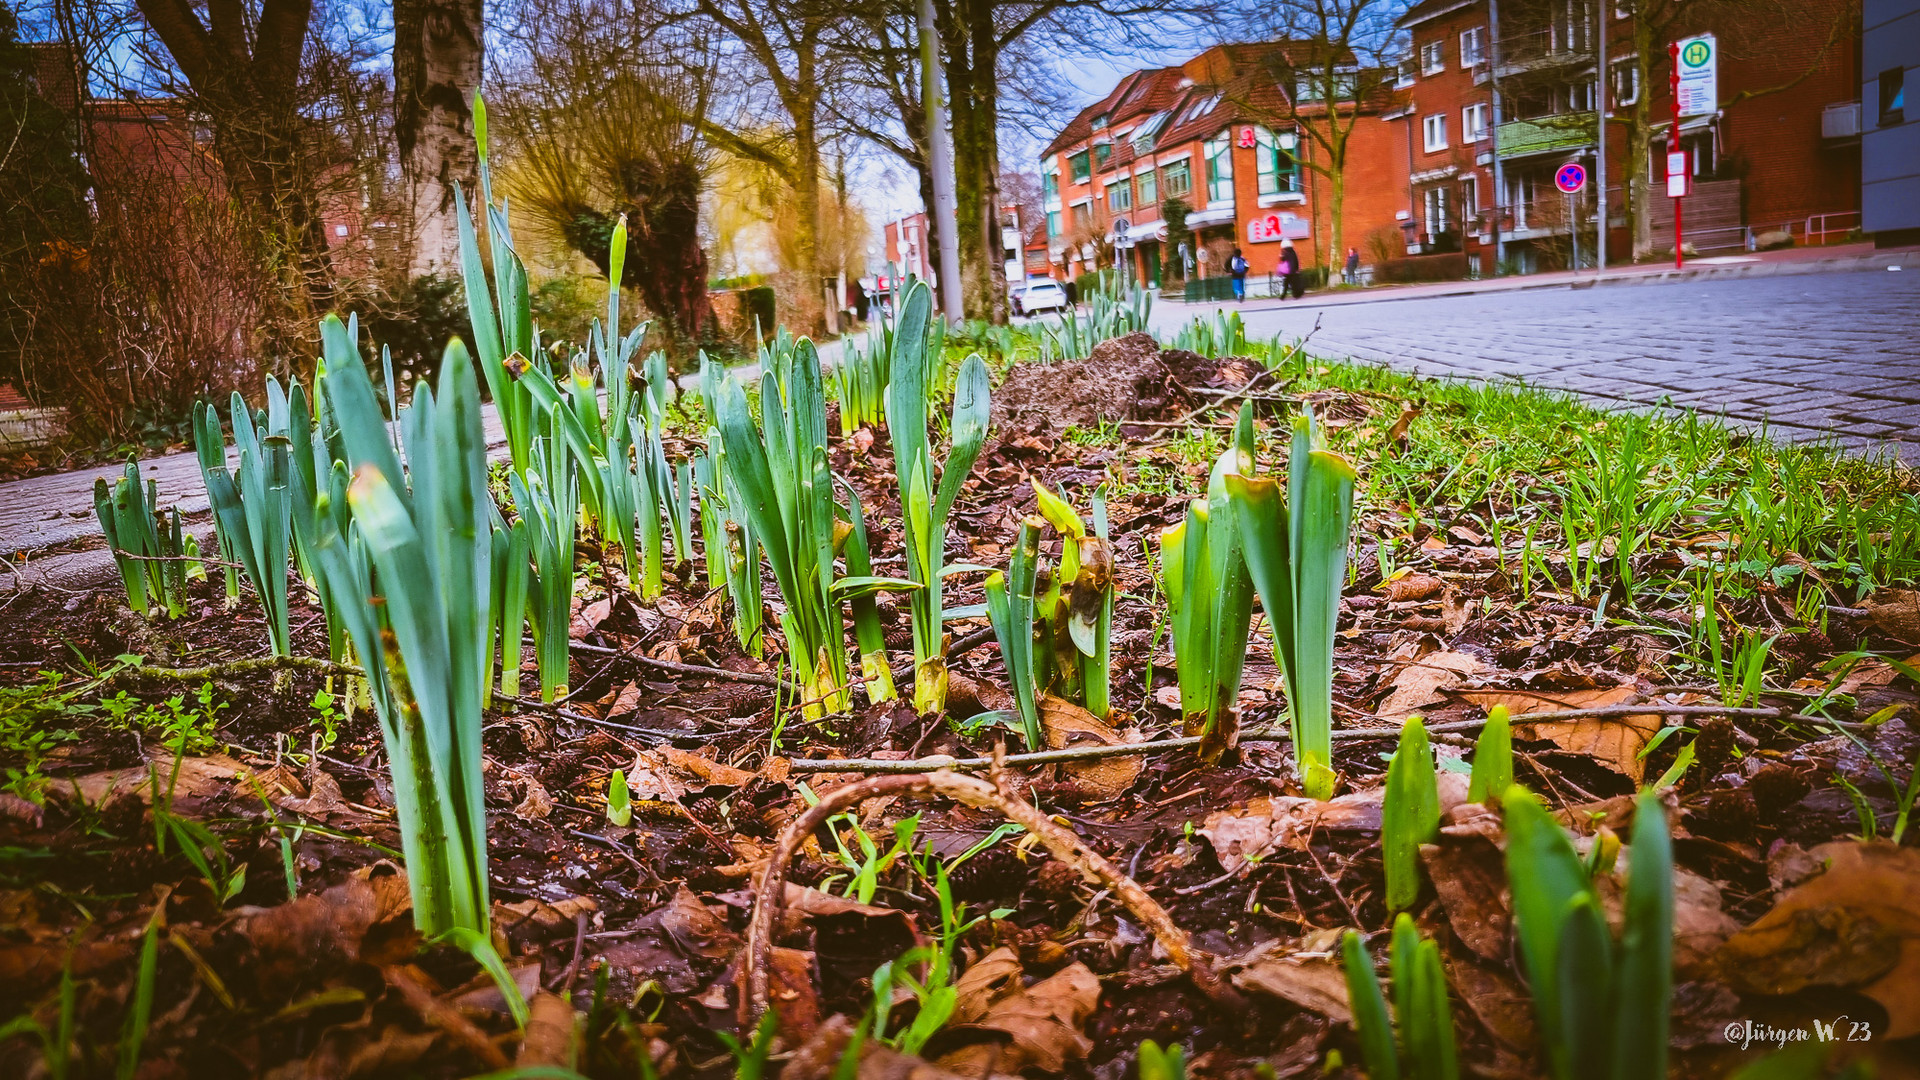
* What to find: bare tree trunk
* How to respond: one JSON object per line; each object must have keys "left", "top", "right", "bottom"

{"left": 394, "top": 0, "right": 483, "bottom": 277}
{"left": 947, "top": 1, "right": 1008, "bottom": 324}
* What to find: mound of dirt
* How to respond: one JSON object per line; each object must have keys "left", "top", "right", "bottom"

{"left": 989, "top": 332, "right": 1271, "bottom": 439}
{"left": 989, "top": 333, "right": 1188, "bottom": 436}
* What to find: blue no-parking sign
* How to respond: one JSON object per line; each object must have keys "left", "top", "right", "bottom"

{"left": 1555, "top": 162, "right": 1588, "bottom": 194}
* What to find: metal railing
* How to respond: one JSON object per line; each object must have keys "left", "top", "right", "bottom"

{"left": 1742, "top": 211, "right": 1861, "bottom": 249}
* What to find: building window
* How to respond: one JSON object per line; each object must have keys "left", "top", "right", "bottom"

{"left": 1423, "top": 114, "right": 1448, "bottom": 152}
{"left": 1108, "top": 178, "right": 1132, "bottom": 213}
{"left": 1162, "top": 159, "right": 1192, "bottom": 198}
{"left": 1255, "top": 127, "right": 1300, "bottom": 194}
{"left": 1094, "top": 142, "right": 1112, "bottom": 168}
{"left": 1462, "top": 174, "right": 1480, "bottom": 220}
{"left": 1296, "top": 70, "right": 1358, "bottom": 103}
{"left": 1463, "top": 103, "right": 1490, "bottom": 142}
{"left": 1421, "top": 41, "right": 1445, "bottom": 74}
{"left": 1047, "top": 209, "right": 1061, "bottom": 237}
{"left": 1424, "top": 187, "right": 1449, "bottom": 240}
{"left": 1135, "top": 168, "right": 1157, "bottom": 206}
{"left": 1069, "top": 151, "right": 1090, "bottom": 182}
{"left": 1204, "top": 134, "right": 1234, "bottom": 204}
{"left": 1460, "top": 27, "right": 1487, "bottom": 67}
{"left": 1090, "top": 112, "right": 1109, "bottom": 130}
{"left": 1881, "top": 67, "right": 1906, "bottom": 126}
{"left": 1179, "top": 92, "right": 1223, "bottom": 125}
{"left": 1071, "top": 202, "right": 1092, "bottom": 231}
{"left": 1610, "top": 60, "right": 1640, "bottom": 107}
{"left": 1566, "top": 79, "right": 1597, "bottom": 113}
{"left": 1043, "top": 171, "right": 1058, "bottom": 200}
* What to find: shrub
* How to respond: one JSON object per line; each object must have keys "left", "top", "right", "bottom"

{"left": 743, "top": 285, "right": 776, "bottom": 336}
{"left": 1376, "top": 253, "right": 1469, "bottom": 284}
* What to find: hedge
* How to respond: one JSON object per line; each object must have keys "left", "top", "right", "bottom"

{"left": 1375, "top": 253, "right": 1469, "bottom": 284}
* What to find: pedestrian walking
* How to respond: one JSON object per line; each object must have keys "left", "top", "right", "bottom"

{"left": 1344, "top": 247, "right": 1360, "bottom": 285}
{"left": 1229, "top": 248, "right": 1249, "bottom": 302}
{"left": 1279, "top": 240, "right": 1302, "bottom": 300}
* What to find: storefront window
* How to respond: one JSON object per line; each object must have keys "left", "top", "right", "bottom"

{"left": 1255, "top": 128, "right": 1299, "bottom": 195}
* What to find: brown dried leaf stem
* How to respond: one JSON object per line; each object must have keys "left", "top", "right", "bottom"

{"left": 741, "top": 769, "right": 1242, "bottom": 1032}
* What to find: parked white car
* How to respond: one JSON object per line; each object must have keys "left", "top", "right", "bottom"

{"left": 1012, "top": 280, "right": 1069, "bottom": 316}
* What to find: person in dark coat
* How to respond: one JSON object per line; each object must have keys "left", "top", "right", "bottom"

{"left": 1279, "top": 239, "right": 1303, "bottom": 299}
{"left": 1229, "top": 248, "right": 1249, "bottom": 301}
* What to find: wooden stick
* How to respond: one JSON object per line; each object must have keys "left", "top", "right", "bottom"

{"left": 740, "top": 769, "right": 1242, "bottom": 1034}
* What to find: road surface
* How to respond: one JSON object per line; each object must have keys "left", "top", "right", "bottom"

{"left": 1151, "top": 268, "right": 1920, "bottom": 462}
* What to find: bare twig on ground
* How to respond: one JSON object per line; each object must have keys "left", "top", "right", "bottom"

{"left": 741, "top": 765, "right": 1243, "bottom": 1033}
{"left": 781, "top": 701, "right": 1863, "bottom": 774}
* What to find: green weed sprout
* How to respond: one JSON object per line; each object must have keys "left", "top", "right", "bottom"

{"left": 1502, "top": 788, "right": 1673, "bottom": 1080}
{"left": 510, "top": 419, "right": 580, "bottom": 703}
{"left": 606, "top": 769, "right": 632, "bottom": 827}
{"left": 192, "top": 388, "right": 295, "bottom": 655}
{"left": 1030, "top": 483, "right": 1116, "bottom": 720}
{"left": 711, "top": 338, "right": 853, "bottom": 718}
{"left": 1383, "top": 717, "right": 1440, "bottom": 912}
{"left": 93, "top": 460, "right": 194, "bottom": 620}
{"left": 985, "top": 517, "right": 1044, "bottom": 749}
{"left": 1137, "top": 1040, "right": 1188, "bottom": 1080}
{"left": 1467, "top": 705, "right": 1513, "bottom": 804}
{"left": 1159, "top": 407, "right": 1258, "bottom": 763}
{"left": 885, "top": 281, "right": 992, "bottom": 715}
{"left": 1341, "top": 914, "right": 1460, "bottom": 1080}
{"left": 1226, "top": 406, "right": 1357, "bottom": 798}
{"left": 300, "top": 314, "right": 495, "bottom": 937}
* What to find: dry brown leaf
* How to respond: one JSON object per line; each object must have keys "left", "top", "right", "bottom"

{"left": 516, "top": 992, "right": 579, "bottom": 1067}
{"left": 512, "top": 776, "right": 555, "bottom": 821}
{"left": 657, "top": 745, "right": 757, "bottom": 787}
{"left": 1446, "top": 957, "right": 1537, "bottom": 1052}
{"left": 1230, "top": 944, "right": 1353, "bottom": 1024}
{"left": 1379, "top": 651, "right": 1484, "bottom": 717}
{"left": 570, "top": 596, "right": 612, "bottom": 639}
{"left": 769, "top": 946, "right": 822, "bottom": 1041}
{"left": 936, "top": 958, "right": 1101, "bottom": 1075}
{"left": 236, "top": 862, "right": 414, "bottom": 983}
{"left": 496, "top": 895, "right": 599, "bottom": 940}
{"left": 656, "top": 885, "right": 737, "bottom": 960}
{"left": 1422, "top": 837, "right": 1512, "bottom": 963}
{"left": 1385, "top": 573, "right": 1446, "bottom": 602}
{"left": 1039, "top": 694, "right": 1143, "bottom": 798}
{"left": 65, "top": 752, "right": 248, "bottom": 806}
{"left": 1864, "top": 589, "right": 1920, "bottom": 644}
{"left": 1458, "top": 686, "right": 1660, "bottom": 780}
{"left": 1197, "top": 791, "right": 1383, "bottom": 874}
{"left": 1715, "top": 841, "right": 1920, "bottom": 1038}
{"left": 1672, "top": 868, "right": 1742, "bottom": 978}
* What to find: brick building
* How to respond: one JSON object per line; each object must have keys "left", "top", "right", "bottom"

{"left": 1039, "top": 43, "right": 1403, "bottom": 286}
{"left": 1395, "top": 0, "right": 1863, "bottom": 273}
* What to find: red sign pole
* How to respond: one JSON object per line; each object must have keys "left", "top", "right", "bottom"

{"left": 1669, "top": 40, "right": 1683, "bottom": 270}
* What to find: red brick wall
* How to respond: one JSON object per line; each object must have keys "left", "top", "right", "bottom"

{"left": 1715, "top": 0, "right": 1861, "bottom": 230}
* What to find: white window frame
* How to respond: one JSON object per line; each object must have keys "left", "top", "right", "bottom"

{"left": 1462, "top": 174, "right": 1480, "bottom": 220}
{"left": 1610, "top": 59, "right": 1640, "bottom": 107}
{"left": 1462, "top": 103, "right": 1490, "bottom": 142}
{"left": 1421, "top": 41, "right": 1445, "bottom": 75}
{"left": 1423, "top": 114, "right": 1449, "bottom": 152}
{"left": 1460, "top": 27, "right": 1487, "bottom": 67}
{"left": 1424, "top": 187, "right": 1449, "bottom": 240}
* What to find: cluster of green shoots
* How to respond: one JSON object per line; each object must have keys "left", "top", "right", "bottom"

{"left": 984, "top": 482, "right": 1116, "bottom": 747}
{"left": 1153, "top": 404, "right": 1357, "bottom": 787}
{"left": 1034, "top": 283, "right": 1152, "bottom": 363}
{"left": 93, "top": 460, "right": 202, "bottom": 621}
{"left": 1356, "top": 705, "right": 1673, "bottom": 1080}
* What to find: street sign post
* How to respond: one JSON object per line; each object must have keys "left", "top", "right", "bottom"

{"left": 1668, "top": 41, "right": 1685, "bottom": 270}
{"left": 1556, "top": 163, "right": 1587, "bottom": 271}
{"left": 1676, "top": 35, "right": 1716, "bottom": 116}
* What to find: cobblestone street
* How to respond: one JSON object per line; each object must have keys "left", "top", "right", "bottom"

{"left": 1154, "top": 268, "right": 1920, "bottom": 462}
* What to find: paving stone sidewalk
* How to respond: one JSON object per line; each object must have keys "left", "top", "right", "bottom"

{"left": 1155, "top": 267, "right": 1920, "bottom": 463}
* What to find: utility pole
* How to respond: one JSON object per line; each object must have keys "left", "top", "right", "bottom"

{"left": 918, "top": 0, "right": 964, "bottom": 323}
{"left": 1487, "top": 0, "right": 1508, "bottom": 273}
{"left": 1595, "top": 3, "right": 1608, "bottom": 271}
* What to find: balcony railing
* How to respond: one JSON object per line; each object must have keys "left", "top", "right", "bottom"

{"left": 1494, "top": 24, "right": 1594, "bottom": 76}
{"left": 1495, "top": 115, "right": 1596, "bottom": 158}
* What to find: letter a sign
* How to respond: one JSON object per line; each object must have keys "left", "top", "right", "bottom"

{"left": 1677, "top": 35, "right": 1716, "bottom": 116}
